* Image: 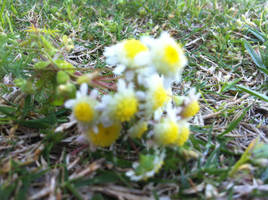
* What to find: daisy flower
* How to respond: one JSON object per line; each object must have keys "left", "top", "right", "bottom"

{"left": 175, "top": 121, "right": 190, "bottom": 147}
{"left": 154, "top": 119, "right": 190, "bottom": 147}
{"left": 64, "top": 83, "right": 98, "bottom": 125}
{"left": 98, "top": 79, "right": 138, "bottom": 126}
{"left": 180, "top": 89, "right": 200, "bottom": 119}
{"left": 145, "top": 32, "right": 187, "bottom": 80}
{"left": 86, "top": 123, "right": 121, "bottom": 147}
{"left": 153, "top": 106, "right": 185, "bottom": 146}
{"left": 104, "top": 39, "right": 150, "bottom": 75}
{"left": 137, "top": 74, "right": 171, "bottom": 119}
{"left": 154, "top": 118, "right": 179, "bottom": 146}
{"left": 126, "top": 151, "right": 165, "bottom": 181}
{"left": 128, "top": 120, "right": 148, "bottom": 139}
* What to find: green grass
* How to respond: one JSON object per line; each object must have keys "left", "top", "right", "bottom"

{"left": 0, "top": 0, "right": 268, "bottom": 199}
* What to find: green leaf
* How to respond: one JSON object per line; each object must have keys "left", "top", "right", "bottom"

{"left": 40, "top": 35, "right": 57, "bottom": 56}
{"left": 22, "top": 95, "right": 33, "bottom": 117}
{"left": 34, "top": 61, "right": 50, "bottom": 69}
{"left": 54, "top": 59, "right": 75, "bottom": 74}
{"left": 247, "top": 27, "right": 267, "bottom": 43}
{"left": 64, "top": 182, "right": 83, "bottom": 200}
{"left": 253, "top": 143, "right": 268, "bottom": 158}
{"left": 228, "top": 137, "right": 259, "bottom": 177}
{"left": 261, "top": 42, "right": 268, "bottom": 67}
{"left": 135, "top": 154, "right": 155, "bottom": 175}
{"left": 237, "top": 85, "right": 268, "bottom": 102}
{"left": 0, "top": 105, "right": 16, "bottom": 117}
{"left": 218, "top": 105, "right": 251, "bottom": 137}
{"left": 220, "top": 78, "right": 242, "bottom": 93}
{"left": 56, "top": 71, "right": 70, "bottom": 84}
{"left": 0, "top": 0, "right": 7, "bottom": 25}
{"left": 0, "top": 183, "right": 17, "bottom": 200}
{"left": 72, "top": 171, "right": 120, "bottom": 187}
{"left": 91, "top": 194, "right": 105, "bottom": 200}
{"left": 16, "top": 113, "right": 57, "bottom": 129}
{"left": 244, "top": 40, "right": 268, "bottom": 75}
{"left": 261, "top": 168, "right": 268, "bottom": 183}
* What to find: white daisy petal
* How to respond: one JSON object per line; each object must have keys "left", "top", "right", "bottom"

{"left": 64, "top": 99, "right": 76, "bottom": 108}
{"left": 76, "top": 91, "right": 81, "bottom": 98}
{"left": 117, "top": 79, "right": 126, "bottom": 91}
{"left": 90, "top": 89, "right": 99, "bottom": 99}
{"left": 125, "top": 71, "right": 135, "bottom": 82}
{"left": 75, "top": 134, "right": 88, "bottom": 144}
{"left": 140, "top": 35, "right": 155, "bottom": 48}
{"left": 154, "top": 108, "right": 163, "bottom": 121}
{"left": 134, "top": 51, "right": 150, "bottom": 66}
{"left": 80, "top": 83, "right": 88, "bottom": 96}
{"left": 136, "top": 91, "right": 146, "bottom": 100}
{"left": 125, "top": 171, "right": 134, "bottom": 177}
{"left": 113, "top": 64, "right": 126, "bottom": 75}
{"left": 93, "top": 125, "right": 99, "bottom": 134}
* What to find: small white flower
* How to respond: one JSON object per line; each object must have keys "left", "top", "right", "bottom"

{"left": 64, "top": 83, "right": 99, "bottom": 126}
{"left": 148, "top": 32, "right": 188, "bottom": 80}
{"left": 97, "top": 79, "right": 138, "bottom": 126}
{"left": 104, "top": 39, "right": 150, "bottom": 75}
{"left": 128, "top": 120, "right": 148, "bottom": 139}
{"left": 113, "top": 64, "right": 126, "bottom": 75}
{"left": 126, "top": 151, "right": 165, "bottom": 181}
{"left": 153, "top": 105, "right": 190, "bottom": 147}
{"left": 179, "top": 88, "right": 200, "bottom": 119}
{"left": 136, "top": 67, "right": 157, "bottom": 86}
{"left": 137, "top": 74, "right": 171, "bottom": 119}
{"left": 153, "top": 117, "right": 179, "bottom": 146}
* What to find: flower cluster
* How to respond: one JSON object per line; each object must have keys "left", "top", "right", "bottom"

{"left": 64, "top": 32, "right": 200, "bottom": 181}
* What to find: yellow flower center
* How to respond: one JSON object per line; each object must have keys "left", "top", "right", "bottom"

{"left": 87, "top": 123, "right": 121, "bottom": 147}
{"left": 153, "top": 85, "right": 168, "bottom": 110}
{"left": 181, "top": 100, "right": 200, "bottom": 118}
{"left": 155, "top": 120, "right": 179, "bottom": 145}
{"left": 115, "top": 96, "right": 138, "bottom": 122}
{"left": 132, "top": 122, "right": 148, "bottom": 138}
{"left": 74, "top": 101, "right": 94, "bottom": 122}
{"left": 163, "top": 121, "right": 178, "bottom": 144}
{"left": 124, "top": 39, "right": 148, "bottom": 59}
{"left": 164, "top": 45, "right": 179, "bottom": 65}
{"left": 136, "top": 122, "right": 148, "bottom": 138}
{"left": 176, "top": 125, "right": 190, "bottom": 146}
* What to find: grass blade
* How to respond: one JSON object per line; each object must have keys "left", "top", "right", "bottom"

{"left": 237, "top": 85, "right": 268, "bottom": 102}
{"left": 229, "top": 137, "right": 259, "bottom": 177}
{"left": 247, "top": 27, "right": 267, "bottom": 43}
{"left": 218, "top": 105, "right": 251, "bottom": 138}
{"left": 64, "top": 182, "right": 83, "bottom": 200}
{"left": 244, "top": 40, "right": 268, "bottom": 75}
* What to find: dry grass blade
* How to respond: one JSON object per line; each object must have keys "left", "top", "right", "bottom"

{"left": 69, "top": 159, "right": 105, "bottom": 180}
{"left": 90, "top": 185, "right": 154, "bottom": 200}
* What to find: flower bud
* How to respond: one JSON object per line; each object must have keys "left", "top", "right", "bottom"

{"left": 57, "top": 71, "right": 70, "bottom": 84}
{"left": 57, "top": 83, "right": 76, "bottom": 97}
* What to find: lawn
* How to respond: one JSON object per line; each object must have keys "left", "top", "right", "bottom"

{"left": 0, "top": 0, "right": 268, "bottom": 199}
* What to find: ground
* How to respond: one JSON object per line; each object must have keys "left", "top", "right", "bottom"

{"left": 0, "top": 0, "right": 268, "bottom": 199}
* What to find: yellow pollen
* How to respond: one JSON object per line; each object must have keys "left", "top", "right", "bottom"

{"left": 153, "top": 86, "right": 168, "bottom": 110}
{"left": 115, "top": 96, "right": 138, "bottom": 122}
{"left": 124, "top": 39, "right": 148, "bottom": 59}
{"left": 136, "top": 122, "right": 148, "bottom": 138}
{"left": 181, "top": 100, "right": 200, "bottom": 118}
{"left": 155, "top": 121, "right": 179, "bottom": 145}
{"left": 164, "top": 45, "right": 179, "bottom": 65}
{"left": 74, "top": 101, "right": 94, "bottom": 122}
{"left": 87, "top": 123, "right": 121, "bottom": 147}
{"left": 176, "top": 125, "right": 190, "bottom": 146}
{"left": 163, "top": 121, "right": 179, "bottom": 144}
